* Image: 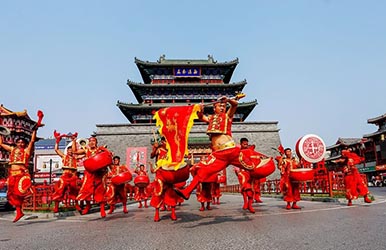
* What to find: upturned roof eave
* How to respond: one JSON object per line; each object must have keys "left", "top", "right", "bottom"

{"left": 367, "top": 113, "right": 386, "bottom": 124}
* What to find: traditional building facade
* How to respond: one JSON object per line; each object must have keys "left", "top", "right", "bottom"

{"left": 326, "top": 113, "right": 386, "bottom": 181}
{"left": 364, "top": 113, "right": 386, "bottom": 173}
{"left": 95, "top": 56, "right": 282, "bottom": 184}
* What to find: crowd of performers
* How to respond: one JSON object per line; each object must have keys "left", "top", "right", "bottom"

{"left": 0, "top": 95, "right": 373, "bottom": 223}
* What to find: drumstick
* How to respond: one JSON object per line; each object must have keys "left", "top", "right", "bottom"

{"left": 151, "top": 128, "right": 157, "bottom": 141}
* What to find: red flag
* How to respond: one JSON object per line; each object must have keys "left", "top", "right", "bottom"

{"left": 153, "top": 104, "right": 200, "bottom": 170}
{"left": 278, "top": 144, "right": 285, "bottom": 155}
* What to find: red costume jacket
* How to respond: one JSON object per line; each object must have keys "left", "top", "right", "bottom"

{"left": 278, "top": 157, "right": 300, "bottom": 202}
{"left": 76, "top": 148, "right": 107, "bottom": 203}
{"left": 7, "top": 147, "right": 32, "bottom": 206}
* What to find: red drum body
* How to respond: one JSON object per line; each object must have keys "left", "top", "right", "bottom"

{"left": 83, "top": 150, "right": 112, "bottom": 172}
{"left": 217, "top": 175, "right": 226, "bottom": 184}
{"left": 296, "top": 134, "right": 326, "bottom": 163}
{"left": 134, "top": 175, "right": 150, "bottom": 188}
{"left": 157, "top": 165, "right": 190, "bottom": 184}
{"left": 250, "top": 157, "right": 275, "bottom": 179}
{"left": 290, "top": 168, "right": 314, "bottom": 182}
{"left": 111, "top": 171, "right": 133, "bottom": 185}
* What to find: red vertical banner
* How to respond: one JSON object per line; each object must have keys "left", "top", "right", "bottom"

{"left": 153, "top": 104, "right": 200, "bottom": 170}
{"left": 126, "top": 147, "right": 147, "bottom": 171}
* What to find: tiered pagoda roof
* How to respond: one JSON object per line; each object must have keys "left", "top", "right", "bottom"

{"left": 117, "top": 55, "right": 258, "bottom": 124}
{"left": 134, "top": 55, "right": 238, "bottom": 83}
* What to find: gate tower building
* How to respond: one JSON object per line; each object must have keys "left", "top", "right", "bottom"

{"left": 95, "top": 55, "right": 282, "bottom": 183}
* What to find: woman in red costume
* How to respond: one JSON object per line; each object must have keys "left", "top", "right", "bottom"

{"left": 175, "top": 94, "right": 258, "bottom": 200}
{"left": 105, "top": 156, "right": 130, "bottom": 214}
{"left": 52, "top": 139, "right": 81, "bottom": 213}
{"left": 134, "top": 164, "right": 149, "bottom": 208}
{"left": 72, "top": 136, "right": 108, "bottom": 218}
{"left": 335, "top": 149, "right": 372, "bottom": 206}
{"left": 0, "top": 112, "right": 43, "bottom": 222}
{"left": 276, "top": 148, "right": 301, "bottom": 210}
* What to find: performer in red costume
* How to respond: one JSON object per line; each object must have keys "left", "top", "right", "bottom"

{"left": 211, "top": 171, "right": 224, "bottom": 205}
{"left": 193, "top": 155, "right": 215, "bottom": 211}
{"left": 52, "top": 138, "right": 81, "bottom": 213}
{"left": 234, "top": 138, "right": 267, "bottom": 213}
{"left": 149, "top": 136, "right": 188, "bottom": 221}
{"left": 134, "top": 164, "right": 149, "bottom": 208}
{"left": 72, "top": 136, "right": 108, "bottom": 218}
{"left": 276, "top": 148, "right": 301, "bottom": 210}
{"left": 252, "top": 178, "right": 263, "bottom": 203}
{"left": 335, "top": 149, "right": 372, "bottom": 206}
{"left": 0, "top": 110, "right": 43, "bottom": 222}
{"left": 175, "top": 94, "right": 261, "bottom": 201}
{"left": 150, "top": 137, "right": 168, "bottom": 212}
{"left": 105, "top": 156, "right": 130, "bottom": 214}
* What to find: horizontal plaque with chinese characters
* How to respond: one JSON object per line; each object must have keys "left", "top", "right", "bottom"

{"left": 173, "top": 67, "right": 201, "bottom": 77}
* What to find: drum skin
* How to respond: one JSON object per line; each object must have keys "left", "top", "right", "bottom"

{"left": 83, "top": 150, "right": 112, "bottom": 172}
{"left": 111, "top": 171, "right": 133, "bottom": 185}
{"left": 289, "top": 168, "right": 314, "bottom": 182}
{"left": 295, "top": 134, "right": 326, "bottom": 163}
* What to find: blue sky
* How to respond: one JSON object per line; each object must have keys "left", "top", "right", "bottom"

{"left": 1, "top": 0, "right": 385, "bottom": 148}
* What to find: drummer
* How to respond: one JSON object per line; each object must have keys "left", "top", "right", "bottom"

{"left": 276, "top": 147, "right": 301, "bottom": 210}
{"left": 106, "top": 156, "right": 130, "bottom": 214}
{"left": 0, "top": 128, "right": 39, "bottom": 222}
{"left": 175, "top": 94, "right": 252, "bottom": 200}
{"left": 71, "top": 136, "right": 108, "bottom": 218}
{"left": 52, "top": 139, "right": 81, "bottom": 213}
{"left": 134, "top": 164, "right": 150, "bottom": 208}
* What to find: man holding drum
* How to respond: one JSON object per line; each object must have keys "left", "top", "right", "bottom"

{"left": 72, "top": 136, "right": 109, "bottom": 218}
{"left": 276, "top": 148, "right": 301, "bottom": 210}
{"left": 106, "top": 156, "right": 130, "bottom": 214}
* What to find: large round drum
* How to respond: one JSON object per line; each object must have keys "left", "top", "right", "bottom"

{"left": 295, "top": 134, "right": 326, "bottom": 163}
{"left": 111, "top": 171, "right": 133, "bottom": 185}
{"left": 157, "top": 164, "right": 190, "bottom": 184}
{"left": 134, "top": 175, "right": 150, "bottom": 188}
{"left": 289, "top": 168, "right": 314, "bottom": 182}
{"left": 83, "top": 150, "right": 113, "bottom": 173}
{"left": 250, "top": 157, "right": 276, "bottom": 179}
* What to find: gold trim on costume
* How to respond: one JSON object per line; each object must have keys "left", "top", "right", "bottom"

{"left": 154, "top": 178, "right": 163, "bottom": 197}
{"left": 18, "top": 175, "right": 30, "bottom": 194}
{"left": 239, "top": 152, "right": 254, "bottom": 170}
